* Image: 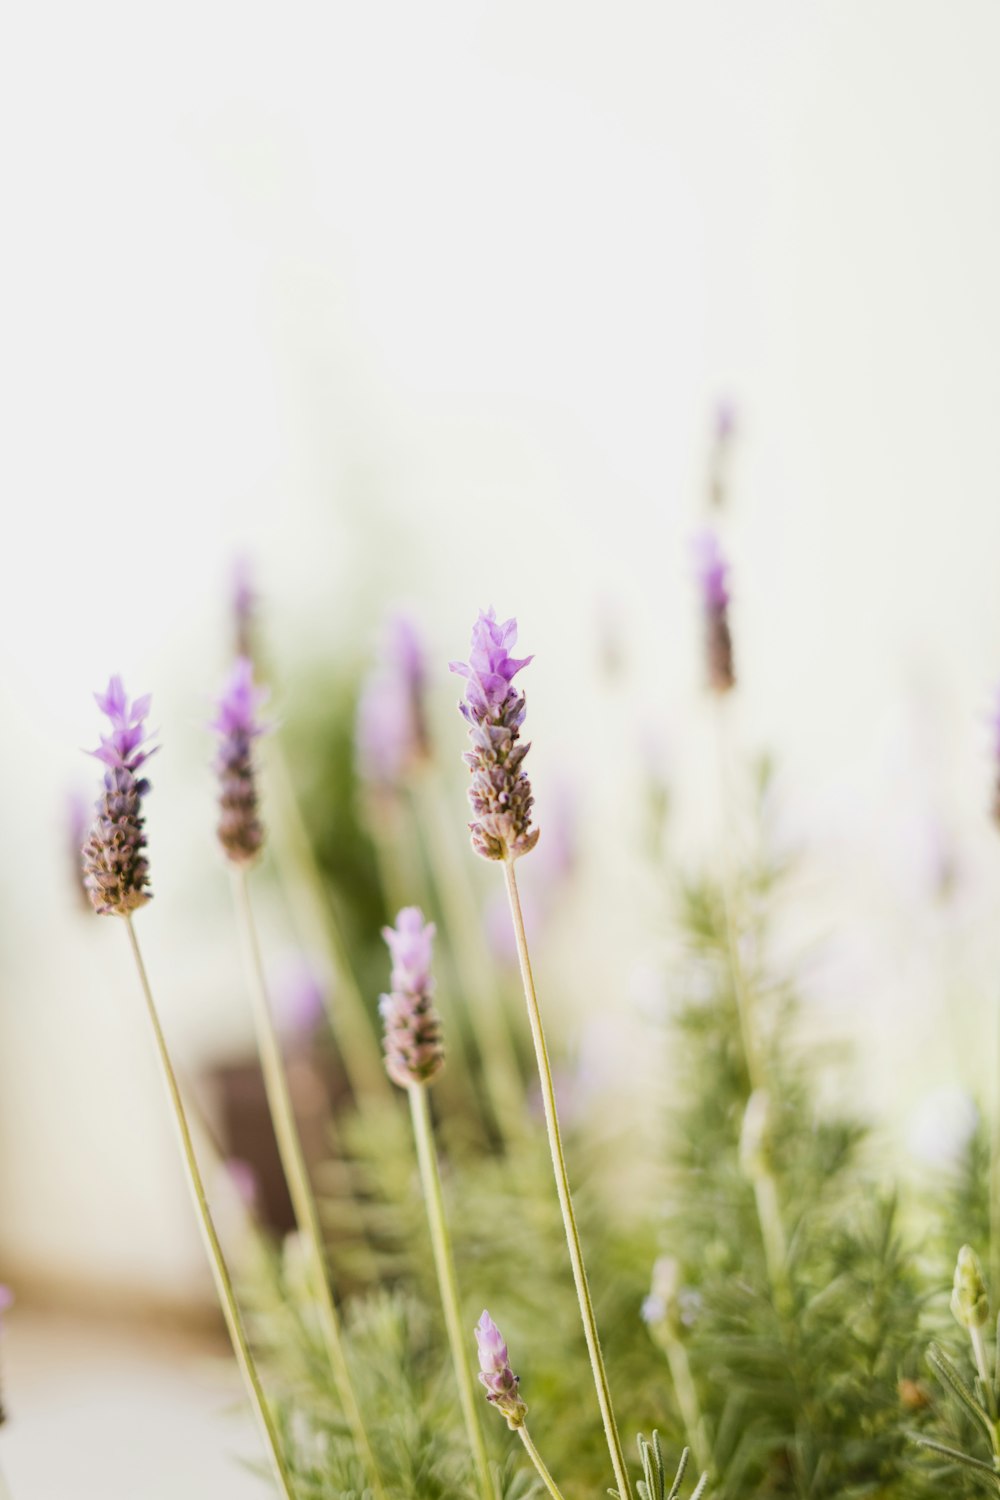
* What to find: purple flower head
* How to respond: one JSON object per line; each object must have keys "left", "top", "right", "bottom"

{"left": 90, "top": 676, "right": 157, "bottom": 777}
{"left": 450, "top": 608, "right": 539, "bottom": 861}
{"left": 212, "top": 657, "right": 270, "bottom": 865}
{"left": 356, "top": 613, "right": 431, "bottom": 790}
{"left": 474, "top": 1310, "right": 527, "bottom": 1429}
{"left": 691, "top": 530, "right": 736, "bottom": 693}
{"left": 988, "top": 683, "right": 1000, "bottom": 829}
{"left": 83, "top": 679, "right": 156, "bottom": 916}
{"left": 379, "top": 907, "right": 444, "bottom": 1088}
{"left": 692, "top": 529, "right": 730, "bottom": 612}
{"left": 224, "top": 1158, "right": 259, "bottom": 1213}
{"left": 714, "top": 399, "right": 737, "bottom": 446}
{"left": 274, "top": 958, "right": 327, "bottom": 1038}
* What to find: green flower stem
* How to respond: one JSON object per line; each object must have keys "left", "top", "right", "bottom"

{"left": 661, "top": 1337, "right": 711, "bottom": 1474}
{"left": 407, "top": 1082, "right": 496, "bottom": 1500}
{"left": 992, "top": 1002, "right": 1000, "bottom": 1314}
{"left": 123, "top": 918, "right": 297, "bottom": 1500}
{"left": 264, "top": 743, "right": 393, "bottom": 1114}
{"left": 502, "top": 858, "right": 632, "bottom": 1500}
{"left": 231, "top": 869, "right": 387, "bottom": 1500}
{"left": 414, "top": 769, "right": 525, "bottom": 1145}
{"left": 752, "top": 1172, "right": 789, "bottom": 1306}
{"left": 712, "top": 703, "right": 764, "bottom": 1095}
{"left": 970, "top": 1325, "right": 999, "bottom": 1439}
{"left": 517, "top": 1426, "right": 567, "bottom": 1500}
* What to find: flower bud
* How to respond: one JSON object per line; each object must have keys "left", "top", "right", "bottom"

{"left": 951, "top": 1244, "right": 990, "bottom": 1331}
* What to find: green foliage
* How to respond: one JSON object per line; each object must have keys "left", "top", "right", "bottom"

{"left": 646, "top": 770, "right": 934, "bottom": 1499}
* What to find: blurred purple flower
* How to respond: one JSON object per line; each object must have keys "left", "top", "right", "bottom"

{"left": 83, "top": 678, "right": 156, "bottom": 916}
{"left": 273, "top": 958, "right": 327, "bottom": 1039}
{"left": 224, "top": 1158, "right": 259, "bottom": 1213}
{"left": 474, "top": 1310, "right": 527, "bottom": 1429}
{"left": 212, "top": 657, "right": 269, "bottom": 865}
{"left": 692, "top": 529, "right": 736, "bottom": 693}
{"left": 379, "top": 907, "right": 445, "bottom": 1087}
{"left": 356, "top": 614, "right": 431, "bottom": 791}
{"left": 450, "top": 608, "right": 539, "bottom": 861}
{"left": 714, "top": 399, "right": 737, "bottom": 446}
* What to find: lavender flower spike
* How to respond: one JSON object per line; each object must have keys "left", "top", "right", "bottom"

{"left": 450, "top": 608, "right": 539, "bottom": 861}
{"left": 692, "top": 528, "right": 736, "bottom": 694}
{"left": 356, "top": 613, "right": 431, "bottom": 790}
{"left": 212, "top": 656, "right": 269, "bottom": 865}
{"left": 475, "top": 1310, "right": 527, "bottom": 1429}
{"left": 379, "top": 907, "right": 445, "bottom": 1087}
{"left": 83, "top": 677, "right": 157, "bottom": 916}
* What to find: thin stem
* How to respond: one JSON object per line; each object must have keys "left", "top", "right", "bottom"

{"left": 992, "top": 989, "right": 1000, "bottom": 1314}
{"left": 265, "top": 743, "right": 393, "bottom": 1113}
{"left": 517, "top": 1426, "right": 567, "bottom": 1500}
{"left": 661, "top": 1337, "right": 712, "bottom": 1474}
{"left": 414, "top": 770, "right": 525, "bottom": 1145}
{"left": 0, "top": 1458, "right": 12, "bottom": 1500}
{"left": 122, "top": 918, "right": 296, "bottom": 1500}
{"left": 713, "top": 705, "right": 763, "bottom": 1095}
{"left": 407, "top": 1084, "right": 495, "bottom": 1500}
{"left": 752, "top": 1173, "right": 790, "bottom": 1307}
{"left": 502, "top": 859, "right": 632, "bottom": 1500}
{"left": 231, "top": 869, "right": 387, "bottom": 1500}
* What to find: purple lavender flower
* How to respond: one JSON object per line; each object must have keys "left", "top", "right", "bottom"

{"left": 692, "top": 529, "right": 736, "bottom": 693}
{"left": 82, "top": 678, "right": 157, "bottom": 916}
{"left": 356, "top": 614, "right": 431, "bottom": 790}
{"left": 450, "top": 608, "right": 539, "bottom": 861}
{"left": 990, "top": 684, "right": 1000, "bottom": 828}
{"left": 212, "top": 657, "right": 269, "bottom": 865}
{"left": 379, "top": 907, "right": 445, "bottom": 1088}
{"left": 474, "top": 1310, "right": 527, "bottom": 1429}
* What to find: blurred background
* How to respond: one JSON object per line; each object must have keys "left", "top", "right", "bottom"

{"left": 2, "top": 1, "right": 1000, "bottom": 1493}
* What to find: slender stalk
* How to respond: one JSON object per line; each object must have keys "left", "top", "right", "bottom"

{"left": 264, "top": 742, "right": 393, "bottom": 1112}
{"left": 752, "top": 1173, "right": 789, "bottom": 1305}
{"left": 231, "top": 869, "right": 387, "bottom": 1500}
{"left": 661, "top": 1338, "right": 711, "bottom": 1474}
{"left": 0, "top": 1459, "right": 12, "bottom": 1500}
{"left": 407, "top": 1083, "right": 495, "bottom": 1500}
{"left": 122, "top": 918, "right": 296, "bottom": 1500}
{"left": 413, "top": 770, "right": 525, "bottom": 1144}
{"left": 713, "top": 704, "right": 763, "bottom": 1094}
{"left": 992, "top": 992, "right": 1000, "bottom": 1315}
{"left": 517, "top": 1426, "right": 567, "bottom": 1500}
{"left": 502, "top": 859, "right": 632, "bottom": 1500}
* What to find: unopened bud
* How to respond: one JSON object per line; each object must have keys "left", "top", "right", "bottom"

{"left": 951, "top": 1245, "right": 990, "bottom": 1331}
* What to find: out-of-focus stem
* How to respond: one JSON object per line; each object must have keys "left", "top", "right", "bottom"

{"left": 264, "top": 743, "right": 392, "bottom": 1113}
{"left": 407, "top": 1083, "right": 496, "bottom": 1500}
{"left": 123, "top": 918, "right": 296, "bottom": 1500}
{"left": 661, "top": 1337, "right": 711, "bottom": 1474}
{"left": 713, "top": 704, "right": 763, "bottom": 1094}
{"left": 413, "top": 769, "right": 524, "bottom": 1145}
{"left": 752, "top": 1172, "right": 789, "bottom": 1305}
{"left": 517, "top": 1427, "right": 567, "bottom": 1500}
{"left": 992, "top": 999, "right": 1000, "bottom": 1316}
{"left": 502, "top": 858, "right": 632, "bottom": 1500}
{"left": 231, "top": 870, "right": 386, "bottom": 1500}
